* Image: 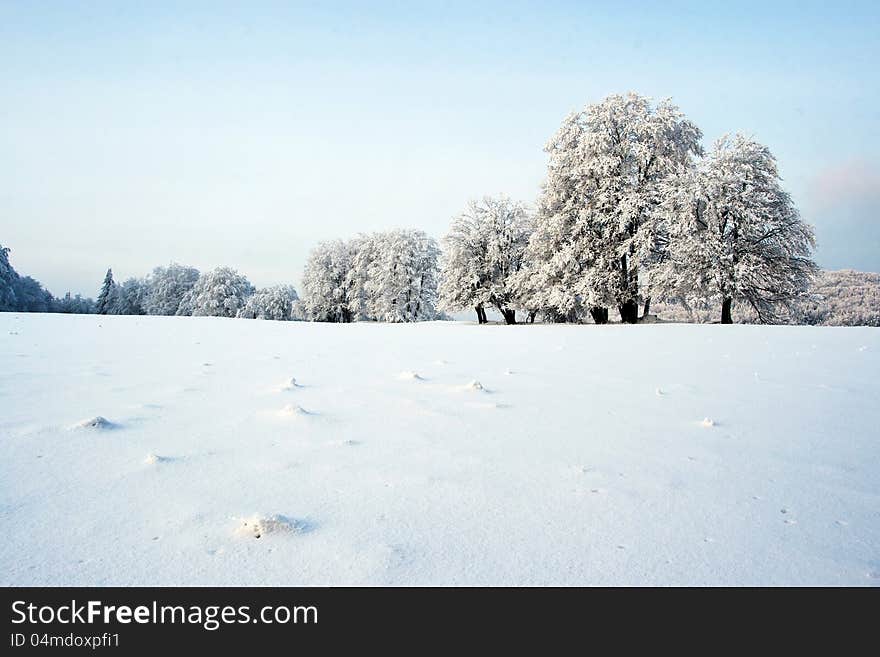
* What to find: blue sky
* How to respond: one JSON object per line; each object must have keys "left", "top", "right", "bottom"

{"left": 2, "top": 1, "right": 878, "bottom": 296}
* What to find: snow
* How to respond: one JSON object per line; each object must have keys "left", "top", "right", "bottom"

{"left": 1, "top": 313, "right": 878, "bottom": 585}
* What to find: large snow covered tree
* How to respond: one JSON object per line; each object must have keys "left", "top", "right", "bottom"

{"left": 301, "top": 240, "right": 357, "bottom": 322}
{"left": 653, "top": 135, "right": 817, "bottom": 324}
{"left": 179, "top": 266, "right": 255, "bottom": 318}
{"left": 143, "top": 263, "right": 200, "bottom": 316}
{"left": 523, "top": 93, "right": 703, "bottom": 323}
{"left": 237, "top": 284, "right": 300, "bottom": 320}
{"left": 365, "top": 229, "right": 440, "bottom": 323}
{"left": 95, "top": 268, "right": 116, "bottom": 315}
{"left": 439, "top": 196, "right": 532, "bottom": 324}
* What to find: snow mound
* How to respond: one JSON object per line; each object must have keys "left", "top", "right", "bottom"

{"left": 503, "top": 369, "right": 514, "bottom": 376}
{"left": 72, "top": 416, "right": 115, "bottom": 430}
{"left": 144, "top": 453, "right": 170, "bottom": 465}
{"left": 398, "top": 371, "right": 423, "bottom": 380}
{"left": 463, "top": 380, "right": 484, "bottom": 391}
{"left": 278, "top": 404, "right": 312, "bottom": 418}
{"left": 700, "top": 417, "right": 715, "bottom": 428}
{"left": 279, "top": 377, "right": 298, "bottom": 391}
{"left": 234, "top": 514, "right": 307, "bottom": 539}
{"left": 656, "top": 388, "right": 665, "bottom": 396}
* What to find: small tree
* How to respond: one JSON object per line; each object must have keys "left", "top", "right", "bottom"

{"left": 301, "top": 240, "right": 357, "bottom": 322}
{"left": 439, "top": 196, "right": 532, "bottom": 324}
{"left": 143, "top": 263, "right": 200, "bottom": 315}
{"left": 180, "top": 267, "right": 255, "bottom": 318}
{"left": 655, "top": 135, "right": 817, "bottom": 324}
{"left": 365, "top": 229, "right": 440, "bottom": 323}
{"left": 96, "top": 268, "right": 116, "bottom": 315}
{"left": 238, "top": 285, "right": 300, "bottom": 320}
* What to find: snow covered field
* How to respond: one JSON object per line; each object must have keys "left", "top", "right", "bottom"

{"left": 1, "top": 313, "right": 878, "bottom": 586}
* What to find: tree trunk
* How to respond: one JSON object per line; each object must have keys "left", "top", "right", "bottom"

{"left": 721, "top": 297, "right": 733, "bottom": 324}
{"left": 527, "top": 311, "right": 536, "bottom": 324}
{"left": 590, "top": 306, "right": 608, "bottom": 324}
{"left": 476, "top": 305, "right": 488, "bottom": 324}
{"left": 618, "top": 300, "right": 639, "bottom": 324}
{"left": 502, "top": 308, "right": 516, "bottom": 325}
{"left": 475, "top": 306, "right": 483, "bottom": 324}
{"left": 642, "top": 297, "right": 651, "bottom": 319}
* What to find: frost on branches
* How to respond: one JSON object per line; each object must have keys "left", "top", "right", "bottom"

{"left": 302, "top": 231, "right": 440, "bottom": 323}
{"left": 237, "top": 285, "right": 300, "bottom": 321}
{"left": 654, "top": 135, "right": 817, "bottom": 324}
{"left": 520, "top": 92, "right": 703, "bottom": 323}
{"left": 179, "top": 267, "right": 255, "bottom": 318}
{"left": 301, "top": 239, "right": 357, "bottom": 322}
{"left": 143, "top": 263, "right": 200, "bottom": 316}
{"left": 439, "top": 196, "right": 532, "bottom": 324}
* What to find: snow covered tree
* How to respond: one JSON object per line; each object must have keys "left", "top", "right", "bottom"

{"left": 95, "top": 268, "right": 116, "bottom": 315}
{"left": 110, "top": 278, "right": 147, "bottom": 315}
{"left": 1, "top": 243, "right": 19, "bottom": 311}
{"left": 12, "top": 276, "right": 53, "bottom": 312}
{"left": 793, "top": 269, "right": 880, "bottom": 327}
{"left": 179, "top": 267, "right": 255, "bottom": 318}
{"left": 237, "top": 284, "right": 300, "bottom": 320}
{"left": 365, "top": 229, "right": 440, "bottom": 322}
{"left": 55, "top": 292, "right": 96, "bottom": 314}
{"left": 654, "top": 135, "right": 817, "bottom": 324}
{"left": 439, "top": 196, "right": 532, "bottom": 324}
{"left": 143, "top": 263, "right": 200, "bottom": 316}
{"left": 523, "top": 93, "right": 703, "bottom": 323}
{"left": 345, "top": 233, "right": 383, "bottom": 321}
{"left": 301, "top": 240, "right": 357, "bottom": 322}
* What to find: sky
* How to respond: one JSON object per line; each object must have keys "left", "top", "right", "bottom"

{"left": 2, "top": 0, "right": 878, "bottom": 297}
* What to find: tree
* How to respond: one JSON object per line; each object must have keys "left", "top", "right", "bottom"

{"left": 238, "top": 285, "right": 300, "bottom": 320}
{"left": 179, "top": 267, "right": 255, "bottom": 317}
{"left": 654, "top": 135, "right": 817, "bottom": 324}
{"left": 1, "top": 243, "right": 19, "bottom": 311}
{"left": 143, "top": 263, "right": 200, "bottom": 315}
{"left": 110, "top": 278, "right": 147, "bottom": 315}
{"left": 96, "top": 268, "right": 116, "bottom": 315}
{"left": 55, "top": 292, "right": 96, "bottom": 314}
{"left": 525, "top": 93, "right": 703, "bottom": 323}
{"left": 439, "top": 196, "right": 532, "bottom": 324}
{"left": 365, "top": 229, "right": 440, "bottom": 323}
{"left": 301, "top": 240, "right": 357, "bottom": 322}
{"left": 13, "top": 276, "right": 53, "bottom": 312}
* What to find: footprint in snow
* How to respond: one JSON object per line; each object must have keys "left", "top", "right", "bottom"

{"left": 700, "top": 418, "right": 716, "bottom": 428}
{"left": 144, "top": 453, "right": 173, "bottom": 465}
{"left": 279, "top": 377, "right": 300, "bottom": 391}
{"left": 71, "top": 416, "right": 116, "bottom": 431}
{"left": 234, "top": 514, "right": 311, "bottom": 539}
{"left": 398, "top": 371, "right": 424, "bottom": 381}
{"left": 278, "top": 404, "right": 314, "bottom": 418}
{"left": 461, "top": 380, "right": 488, "bottom": 392}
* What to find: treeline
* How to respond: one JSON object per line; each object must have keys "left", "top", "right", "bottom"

{"left": 1, "top": 244, "right": 95, "bottom": 314}
{"left": 92, "top": 264, "right": 300, "bottom": 320}
{"left": 5, "top": 92, "right": 877, "bottom": 327}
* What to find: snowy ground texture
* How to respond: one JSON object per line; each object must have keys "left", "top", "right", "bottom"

{"left": 1, "top": 313, "right": 878, "bottom": 586}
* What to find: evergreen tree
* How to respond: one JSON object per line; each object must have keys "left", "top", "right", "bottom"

{"left": 96, "top": 268, "right": 115, "bottom": 315}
